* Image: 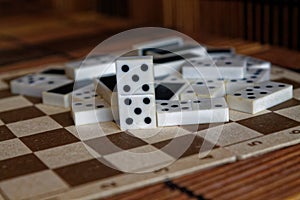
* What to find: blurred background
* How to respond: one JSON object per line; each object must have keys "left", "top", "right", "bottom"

{"left": 0, "top": 0, "right": 299, "bottom": 72}
{"left": 1, "top": 0, "right": 299, "bottom": 49}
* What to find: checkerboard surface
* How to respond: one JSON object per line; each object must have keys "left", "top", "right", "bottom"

{"left": 0, "top": 65, "right": 300, "bottom": 200}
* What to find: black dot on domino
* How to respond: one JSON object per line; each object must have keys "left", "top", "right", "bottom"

{"left": 234, "top": 93, "right": 241, "bottom": 96}
{"left": 182, "top": 107, "right": 189, "bottom": 110}
{"left": 123, "top": 85, "right": 131, "bottom": 92}
{"left": 266, "top": 85, "right": 273, "bottom": 88}
{"left": 260, "top": 91, "right": 268, "bottom": 94}
{"left": 193, "top": 100, "right": 201, "bottom": 103}
{"left": 143, "top": 97, "right": 150, "bottom": 104}
{"left": 141, "top": 64, "right": 148, "bottom": 71}
{"left": 144, "top": 117, "right": 152, "bottom": 124}
{"left": 162, "top": 108, "right": 169, "bottom": 111}
{"left": 124, "top": 98, "right": 132, "bottom": 105}
{"left": 86, "top": 104, "right": 93, "bottom": 107}
{"left": 132, "top": 74, "right": 139, "bottom": 82}
{"left": 75, "top": 102, "right": 82, "bottom": 106}
{"left": 246, "top": 89, "right": 253, "bottom": 91}
{"left": 122, "top": 65, "right": 129, "bottom": 72}
{"left": 161, "top": 102, "right": 168, "bottom": 106}
{"left": 225, "top": 61, "right": 232, "bottom": 65}
{"left": 248, "top": 96, "right": 256, "bottom": 99}
{"left": 48, "top": 81, "right": 54, "bottom": 84}
{"left": 142, "top": 84, "right": 150, "bottom": 92}
{"left": 126, "top": 118, "right": 133, "bottom": 125}
{"left": 187, "top": 90, "right": 194, "bottom": 93}
{"left": 171, "top": 104, "right": 179, "bottom": 108}
{"left": 278, "top": 84, "right": 286, "bottom": 87}
{"left": 134, "top": 107, "right": 142, "bottom": 115}
{"left": 215, "top": 104, "right": 222, "bottom": 107}
{"left": 96, "top": 105, "right": 104, "bottom": 108}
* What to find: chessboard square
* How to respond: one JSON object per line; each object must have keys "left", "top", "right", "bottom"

{"left": 103, "top": 145, "right": 175, "bottom": 173}
{"left": 0, "top": 170, "right": 68, "bottom": 200}
{"left": 152, "top": 135, "right": 216, "bottom": 159}
{"left": 0, "top": 89, "right": 15, "bottom": 99}
{"left": 23, "top": 95, "right": 42, "bottom": 104}
{"left": 54, "top": 159, "right": 122, "bottom": 186}
{"left": 20, "top": 128, "right": 79, "bottom": 151}
{"left": 65, "top": 121, "right": 120, "bottom": 141}
{"left": 84, "top": 132, "right": 147, "bottom": 155}
{"left": 7, "top": 116, "right": 62, "bottom": 137}
{"left": 0, "top": 106, "right": 45, "bottom": 124}
{"left": 0, "top": 95, "right": 32, "bottom": 113}
{"left": 237, "top": 113, "right": 300, "bottom": 135}
{"left": 196, "top": 123, "right": 263, "bottom": 147}
{"left": 181, "top": 123, "right": 225, "bottom": 133}
{"left": 35, "top": 103, "right": 70, "bottom": 115}
{"left": 273, "top": 77, "right": 300, "bottom": 89}
{"left": 0, "top": 154, "right": 47, "bottom": 181}
{"left": 50, "top": 112, "right": 74, "bottom": 127}
{"left": 35, "top": 142, "right": 94, "bottom": 169}
{"left": 128, "top": 126, "right": 189, "bottom": 144}
{"left": 0, "top": 126, "right": 15, "bottom": 142}
{"left": 229, "top": 109, "right": 270, "bottom": 121}
{"left": 293, "top": 88, "right": 300, "bottom": 100}
{"left": 268, "top": 99, "right": 300, "bottom": 111}
{"left": 275, "top": 105, "right": 300, "bottom": 122}
{"left": 0, "top": 138, "right": 31, "bottom": 161}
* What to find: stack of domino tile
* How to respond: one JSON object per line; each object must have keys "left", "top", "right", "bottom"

{"left": 9, "top": 36, "right": 293, "bottom": 129}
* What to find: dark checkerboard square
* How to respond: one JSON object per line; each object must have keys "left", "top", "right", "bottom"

{"left": 152, "top": 135, "right": 217, "bottom": 159}
{"left": 269, "top": 99, "right": 300, "bottom": 111}
{"left": 54, "top": 159, "right": 122, "bottom": 186}
{"left": 50, "top": 112, "right": 74, "bottom": 127}
{"left": 237, "top": 113, "right": 300, "bottom": 135}
{"left": 0, "top": 89, "right": 16, "bottom": 99}
{"left": 273, "top": 78, "right": 300, "bottom": 89}
{"left": 24, "top": 95, "right": 42, "bottom": 104}
{"left": 0, "top": 154, "right": 47, "bottom": 181}
{"left": 20, "top": 128, "right": 79, "bottom": 151}
{"left": 85, "top": 132, "right": 148, "bottom": 155}
{"left": 0, "top": 126, "right": 15, "bottom": 141}
{"left": 0, "top": 106, "right": 45, "bottom": 124}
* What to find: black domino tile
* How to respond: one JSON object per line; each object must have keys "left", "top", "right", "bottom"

{"left": 99, "top": 75, "right": 117, "bottom": 92}
{"left": 46, "top": 79, "right": 91, "bottom": 95}
{"left": 155, "top": 83, "right": 185, "bottom": 100}
{"left": 40, "top": 68, "right": 66, "bottom": 75}
{"left": 153, "top": 53, "right": 198, "bottom": 64}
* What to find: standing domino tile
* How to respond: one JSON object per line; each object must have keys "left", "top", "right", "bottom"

{"left": 42, "top": 80, "right": 93, "bottom": 108}
{"left": 182, "top": 57, "right": 246, "bottom": 79}
{"left": 180, "top": 80, "right": 226, "bottom": 100}
{"left": 156, "top": 98, "right": 229, "bottom": 126}
{"left": 226, "top": 81, "right": 293, "bottom": 114}
{"left": 65, "top": 55, "right": 116, "bottom": 80}
{"left": 116, "top": 56, "right": 155, "bottom": 95}
{"left": 71, "top": 98, "right": 113, "bottom": 125}
{"left": 225, "top": 69, "right": 270, "bottom": 94}
{"left": 117, "top": 95, "right": 157, "bottom": 130}
{"left": 116, "top": 56, "right": 157, "bottom": 130}
{"left": 10, "top": 74, "right": 72, "bottom": 97}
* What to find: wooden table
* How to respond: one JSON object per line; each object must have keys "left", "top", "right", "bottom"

{"left": 1, "top": 13, "right": 300, "bottom": 200}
